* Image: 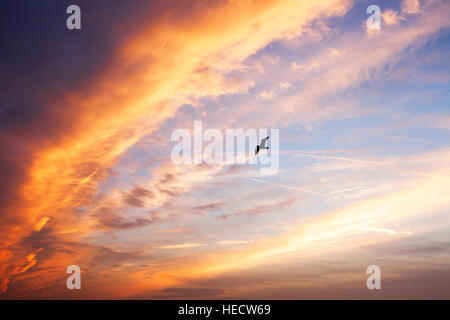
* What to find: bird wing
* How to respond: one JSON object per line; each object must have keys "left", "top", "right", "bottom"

{"left": 260, "top": 136, "right": 269, "bottom": 148}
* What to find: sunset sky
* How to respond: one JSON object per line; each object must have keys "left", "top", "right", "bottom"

{"left": 1, "top": 0, "right": 449, "bottom": 299}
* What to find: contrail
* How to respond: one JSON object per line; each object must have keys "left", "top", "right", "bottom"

{"left": 249, "top": 178, "right": 323, "bottom": 196}
{"left": 284, "top": 151, "right": 382, "bottom": 165}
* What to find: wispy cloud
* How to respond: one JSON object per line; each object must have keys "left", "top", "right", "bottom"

{"left": 217, "top": 240, "right": 254, "bottom": 246}
{"left": 249, "top": 178, "right": 323, "bottom": 196}
{"left": 158, "top": 243, "right": 205, "bottom": 250}
{"left": 1, "top": 0, "right": 449, "bottom": 299}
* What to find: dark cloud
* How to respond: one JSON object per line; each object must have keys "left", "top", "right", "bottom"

{"left": 179, "top": 254, "right": 450, "bottom": 299}
{"left": 0, "top": 0, "right": 162, "bottom": 228}
{"left": 122, "top": 187, "right": 154, "bottom": 208}
{"left": 369, "top": 241, "right": 450, "bottom": 257}
{"left": 93, "top": 206, "right": 157, "bottom": 230}
{"left": 131, "top": 187, "right": 154, "bottom": 198}
{"left": 157, "top": 186, "right": 183, "bottom": 197}
{"left": 89, "top": 246, "right": 142, "bottom": 266}
{"left": 160, "top": 173, "right": 177, "bottom": 184}
{"left": 123, "top": 196, "right": 144, "bottom": 208}
{"left": 192, "top": 202, "right": 227, "bottom": 212}
{"left": 0, "top": 0, "right": 155, "bottom": 132}
{"left": 152, "top": 287, "right": 226, "bottom": 299}
{"left": 0, "top": 227, "right": 147, "bottom": 298}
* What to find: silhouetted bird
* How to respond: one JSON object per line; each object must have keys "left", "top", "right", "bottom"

{"left": 255, "top": 136, "right": 269, "bottom": 155}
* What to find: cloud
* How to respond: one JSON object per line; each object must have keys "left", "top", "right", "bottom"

{"left": 279, "top": 81, "right": 294, "bottom": 90}
{"left": 153, "top": 227, "right": 195, "bottom": 234}
{"left": 246, "top": 0, "right": 450, "bottom": 128}
{"left": 33, "top": 217, "right": 50, "bottom": 232}
{"left": 291, "top": 62, "right": 304, "bottom": 71}
{"left": 249, "top": 178, "right": 322, "bottom": 196}
{"left": 217, "top": 240, "right": 254, "bottom": 246}
{"left": 192, "top": 202, "right": 227, "bottom": 212}
{"left": 402, "top": 0, "right": 421, "bottom": 15}
{"left": 1, "top": 0, "right": 449, "bottom": 299}
{"left": 120, "top": 149, "right": 450, "bottom": 298}
{"left": 122, "top": 187, "right": 154, "bottom": 208}
{"left": 93, "top": 206, "right": 156, "bottom": 231}
{"left": 351, "top": 226, "right": 412, "bottom": 236}
{"left": 158, "top": 243, "right": 205, "bottom": 250}
{"left": 220, "top": 196, "right": 300, "bottom": 219}
{"left": 258, "top": 91, "right": 275, "bottom": 100}
{"left": 154, "top": 287, "right": 225, "bottom": 299}
{"left": 382, "top": 9, "right": 405, "bottom": 26}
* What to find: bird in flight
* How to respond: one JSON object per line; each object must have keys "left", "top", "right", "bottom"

{"left": 255, "top": 136, "right": 269, "bottom": 155}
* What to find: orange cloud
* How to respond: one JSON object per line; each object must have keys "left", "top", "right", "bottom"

{"left": 1, "top": 0, "right": 352, "bottom": 297}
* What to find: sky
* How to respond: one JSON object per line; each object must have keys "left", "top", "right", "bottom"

{"left": 0, "top": 0, "right": 449, "bottom": 299}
